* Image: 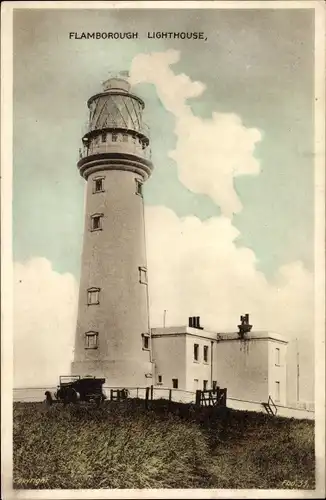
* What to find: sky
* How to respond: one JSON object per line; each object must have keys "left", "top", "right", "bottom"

{"left": 13, "top": 7, "right": 315, "bottom": 401}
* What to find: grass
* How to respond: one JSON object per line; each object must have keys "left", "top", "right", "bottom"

{"left": 13, "top": 399, "right": 315, "bottom": 490}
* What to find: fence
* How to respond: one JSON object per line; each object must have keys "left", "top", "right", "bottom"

{"left": 13, "top": 387, "right": 315, "bottom": 420}
{"left": 13, "top": 386, "right": 196, "bottom": 405}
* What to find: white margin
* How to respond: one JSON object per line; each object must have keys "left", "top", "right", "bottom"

{"left": 1, "top": 1, "right": 325, "bottom": 499}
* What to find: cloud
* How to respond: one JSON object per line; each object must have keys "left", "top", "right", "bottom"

{"left": 130, "top": 50, "right": 262, "bottom": 217}
{"left": 145, "top": 206, "right": 313, "bottom": 336}
{"left": 145, "top": 206, "right": 314, "bottom": 401}
{"left": 14, "top": 258, "right": 78, "bottom": 388}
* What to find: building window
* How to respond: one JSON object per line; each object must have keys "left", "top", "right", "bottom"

{"left": 135, "top": 178, "right": 143, "bottom": 197}
{"left": 93, "top": 177, "right": 104, "bottom": 193}
{"left": 85, "top": 331, "right": 98, "bottom": 349}
{"left": 275, "top": 348, "right": 280, "bottom": 366}
{"left": 87, "top": 287, "right": 100, "bottom": 305}
{"left": 275, "top": 381, "right": 280, "bottom": 402}
{"left": 203, "top": 345, "right": 209, "bottom": 363}
{"left": 101, "top": 132, "right": 106, "bottom": 142}
{"left": 194, "top": 343, "right": 199, "bottom": 361}
{"left": 122, "top": 134, "right": 128, "bottom": 142}
{"left": 90, "top": 214, "right": 103, "bottom": 231}
{"left": 158, "top": 375, "right": 162, "bottom": 384}
{"left": 203, "top": 380, "right": 208, "bottom": 391}
{"left": 212, "top": 381, "right": 217, "bottom": 391}
{"left": 172, "top": 378, "right": 178, "bottom": 389}
{"left": 142, "top": 334, "right": 150, "bottom": 350}
{"left": 139, "top": 266, "right": 148, "bottom": 285}
{"left": 112, "top": 133, "right": 117, "bottom": 142}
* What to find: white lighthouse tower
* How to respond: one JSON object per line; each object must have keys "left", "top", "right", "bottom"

{"left": 71, "top": 74, "right": 154, "bottom": 387}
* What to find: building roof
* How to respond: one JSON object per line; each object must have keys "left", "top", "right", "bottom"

{"left": 151, "top": 326, "right": 288, "bottom": 344}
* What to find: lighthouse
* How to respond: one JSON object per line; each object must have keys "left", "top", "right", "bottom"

{"left": 71, "top": 74, "right": 154, "bottom": 387}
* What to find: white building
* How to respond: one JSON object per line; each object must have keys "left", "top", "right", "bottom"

{"left": 151, "top": 318, "right": 288, "bottom": 406}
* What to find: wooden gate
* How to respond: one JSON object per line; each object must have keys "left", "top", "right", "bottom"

{"left": 195, "top": 387, "right": 227, "bottom": 408}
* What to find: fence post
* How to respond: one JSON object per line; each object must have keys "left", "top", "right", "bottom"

{"left": 150, "top": 384, "right": 154, "bottom": 401}
{"left": 195, "top": 390, "right": 201, "bottom": 408}
{"left": 145, "top": 387, "right": 150, "bottom": 409}
{"left": 110, "top": 389, "right": 113, "bottom": 401}
{"left": 136, "top": 388, "right": 139, "bottom": 399}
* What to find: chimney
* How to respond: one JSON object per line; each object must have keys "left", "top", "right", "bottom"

{"left": 237, "top": 313, "right": 252, "bottom": 338}
{"left": 188, "top": 317, "right": 193, "bottom": 328}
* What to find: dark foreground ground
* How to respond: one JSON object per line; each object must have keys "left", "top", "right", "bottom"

{"left": 13, "top": 399, "right": 315, "bottom": 489}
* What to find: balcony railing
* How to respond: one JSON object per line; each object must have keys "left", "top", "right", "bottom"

{"left": 78, "top": 143, "right": 152, "bottom": 161}
{"left": 81, "top": 121, "right": 150, "bottom": 139}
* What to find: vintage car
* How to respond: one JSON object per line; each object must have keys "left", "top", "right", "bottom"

{"left": 45, "top": 375, "right": 107, "bottom": 406}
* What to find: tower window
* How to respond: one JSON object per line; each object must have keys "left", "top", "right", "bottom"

{"left": 139, "top": 266, "right": 148, "bottom": 285}
{"left": 203, "top": 345, "right": 209, "bottom": 363}
{"left": 101, "top": 132, "right": 106, "bottom": 142}
{"left": 112, "top": 133, "right": 117, "bottom": 142}
{"left": 93, "top": 177, "right": 104, "bottom": 193}
{"left": 194, "top": 343, "right": 199, "bottom": 361}
{"left": 122, "top": 134, "right": 128, "bottom": 142}
{"left": 90, "top": 214, "right": 103, "bottom": 231}
{"left": 135, "top": 179, "right": 143, "bottom": 197}
{"left": 275, "top": 381, "right": 280, "bottom": 402}
{"left": 275, "top": 348, "right": 280, "bottom": 366}
{"left": 142, "top": 334, "right": 150, "bottom": 350}
{"left": 87, "top": 287, "right": 100, "bottom": 305}
{"left": 85, "top": 331, "right": 98, "bottom": 349}
{"left": 172, "top": 378, "right": 178, "bottom": 389}
{"left": 158, "top": 375, "right": 162, "bottom": 384}
{"left": 203, "top": 380, "right": 208, "bottom": 391}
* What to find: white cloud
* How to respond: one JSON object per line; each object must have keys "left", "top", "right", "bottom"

{"left": 145, "top": 206, "right": 314, "bottom": 401}
{"left": 145, "top": 206, "right": 313, "bottom": 337}
{"left": 14, "top": 258, "right": 78, "bottom": 388}
{"left": 130, "top": 50, "right": 261, "bottom": 217}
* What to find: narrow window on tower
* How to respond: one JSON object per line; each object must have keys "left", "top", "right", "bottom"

{"left": 90, "top": 213, "right": 103, "bottom": 232}
{"left": 101, "top": 132, "right": 106, "bottom": 142}
{"left": 203, "top": 380, "right": 208, "bottom": 391}
{"left": 93, "top": 177, "right": 105, "bottom": 194}
{"left": 139, "top": 266, "right": 148, "bottom": 285}
{"left": 122, "top": 133, "right": 128, "bottom": 142}
{"left": 158, "top": 375, "right": 163, "bottom": 384}
{"left": 275, "top": 347, "right": 281, "bottom": 366}
{"left": 142, "top": 333, "right": 150, "bottom": 350}
{"left": 194, "top": 343, "right": 199, "bottom": 362}
{"left": 135, "top": 179, "right": 143, "bottom": 197}
{"left": 112, "top": 133, "right": 117, "bottom": 142}
{"left": 85, "top": 331, "right": 99, "bottom": 349}
{"left": 87, "top": 287, "right": 100, "bottom": 306}
{"left": 275, "top": 381, "right": 280, "bottom": 402}
{"left": 172, "top": 378, "right": 178, "bottom": 389}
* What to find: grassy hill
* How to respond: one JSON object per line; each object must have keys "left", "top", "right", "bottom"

{"left": 13, "top": 400, "right": 315, "bottom": 490}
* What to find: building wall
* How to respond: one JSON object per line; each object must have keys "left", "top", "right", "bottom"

{"left": 72, "top": 169, "right": 152, "bottom": 387}
{"left": 268, "top": 340, "right": 287, "bottom": 405}
{"left": 213, "top": 338, "right": 269, "bottom": 402}
{"left": 185, "top": 335, "right": 213, "bottom": 391}
{"left": 151, "top": 335, "right": 186, "bottom": 389}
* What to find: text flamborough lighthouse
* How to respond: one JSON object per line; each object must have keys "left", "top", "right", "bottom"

{"left": 71, "top": 74, "right": 154, "bottom": 387}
